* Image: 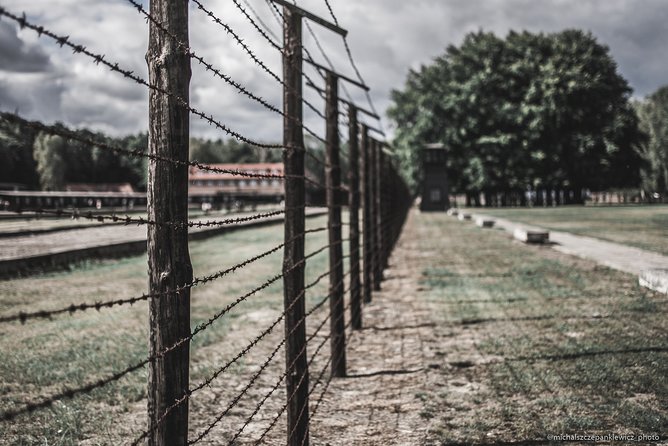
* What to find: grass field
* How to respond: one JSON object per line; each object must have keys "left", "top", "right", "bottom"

{"left": 2, "top": 208, "right": 667, "bottom": 444}
{"left": 0, "top": 214, "right": 341, "bottom": 445}
{"left": 413, "top": 213, "right": 668, "bottom": 443}
{"left": 463, "top": 205, "right": 668, "bottom": 256}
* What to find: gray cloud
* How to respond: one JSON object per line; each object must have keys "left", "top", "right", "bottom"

{"left": 0, "top": 0, "right": 667, "bottom": 141}
{"left": 0, "top": 21, "right": 51, "bottom": 72}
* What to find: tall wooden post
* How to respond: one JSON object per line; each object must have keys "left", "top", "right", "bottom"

{"left": 360, "top": 126, "right": 373, "bottom": 303}
{"left": 146, "top": 1, "right": 192, "bottom": 445}
{"left": 282, "top": 7, "right": 309, "bottom": 446}
{"left": 347, "top": 105, "right": 362, "bottom": 329}
{"left": 371, "top": 139, "right": 382, "bottom": 291}
{"left": 325, "top": 72, "right": 346, "bottom": 377}
{"left": 382, "top": 149, "right": 391, "bottom": 268}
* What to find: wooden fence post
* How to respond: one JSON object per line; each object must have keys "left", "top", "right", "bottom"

{"left": 347, "top": 105, "right": 362, "bottom": 330}
{"left": 383, "top": 149, "right": 392, "bottom": 268}
{"left": 282, "top": 6, "right": 309, "bottom": 446}
{"left": 360, "top": 126, "right": 373, "bottom": 303}
{"left": 372, "top": 139, "right": 383, "bottom": 291}
{"left": 146, "top": 0, "right": 192, "bottom": 445}
{"left": 325, "top": 71, "right": 346, "bottom": 377}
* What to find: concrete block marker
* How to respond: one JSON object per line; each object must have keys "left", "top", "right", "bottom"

{"left": 639, "top": 269, "right": 668, "bottom": 294}
{"left": 513, "top": 227, "right": 549, "bottom": 244}
{"left": 458, "top": 213, "right": 472, "bottom": 221}
{"left": 475, "top": 217, "right": 495, "bottom": 228}
{"left": 447, "top": 208, "right": 459, "bottom": 217}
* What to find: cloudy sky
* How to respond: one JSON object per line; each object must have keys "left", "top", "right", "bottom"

{"left": 1, "top": 0, "right": 667, "bottom": 143}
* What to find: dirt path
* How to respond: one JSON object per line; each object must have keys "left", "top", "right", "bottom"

{"left": 307, "top": 212, "right": 440, "bottom": 445}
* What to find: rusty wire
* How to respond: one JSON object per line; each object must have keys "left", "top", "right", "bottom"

{"left": 0, "top": 8, "right": 282, "bottom": 150}
{"left": 187, "top": 266, "right": 350, "bottom": 445}
{"left": 319, "top": 0, "right": 385, "bottom": 134}
{"left": 0, "top": 208, "right": 286, "bottom": 232}
{"left": 1, "top": 112, "right": 283, "bottom": 178}
{"left": 190, "top": 0, "right": 324, "bottom": 123}
{"left": 304, "top": 317, "right": 354, "bottom": 433}
{"left": 0, "top": 223, "right": 334, "bottom": 325}
{"left": 224, "top": 279, "right": 351, "bottom": 446}
{"left": 0, "top": 275, "right": 276, "bottom": 421}
{"left": 286, "top": 299, "right": 353, "bottom": 445}
{"left": 232, "top": 0, "right": 281, "bottom": 50}
{"left": 0, "top": 236, "right": 347, "bottom": 421}
{"left": 133, "top": 256, "right": 349, "bottom": 445}
{"left": 228, "top": 0, "right": 331, "bottom": 122}
{"left": 253, "top": 292, "right": 351, "bottom": 445}
{"left": 123, "top": 0, "right": 327, "bottom": 145}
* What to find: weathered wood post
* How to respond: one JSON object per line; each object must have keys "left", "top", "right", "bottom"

{"left": 381, "top": 147, "right": 390, "bottom": 268}
{"left": 360, "top": 126, "right": 373, "bottom": 303}
{"left": 347, "top": 105, "right": 362, "bottom": 330}
{"left": 146, "top": 0, "right": 192, "bottom": 444}
{"left": 275, "top": 2, "right": 348, "bottom": 442}
{"left": 372, "top": 139, "right": 383, "bottom": 290}
{"left": 325, "top": 71, "right": 346, "bottom": 377}
{"left": 282, "top": 6, "right": 309, "bottom": 446}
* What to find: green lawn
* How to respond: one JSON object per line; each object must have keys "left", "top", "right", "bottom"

{"left": 463, "top": 205, "right": 668, "bottom": 256}
{"left": 0, "top": 214, "right": 343, "bottom": 445}
{"left": 413, "top": 213, "right": 668, "bottom": 444}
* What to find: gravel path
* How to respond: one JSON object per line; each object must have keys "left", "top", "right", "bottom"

{"left": 307, "top": 211, "right": 438, "bottom": 445}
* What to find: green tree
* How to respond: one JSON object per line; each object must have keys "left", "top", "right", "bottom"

{"left": 388, "top": 29, "right": 642, "bottom": 202}
{"left": 0, "top": 118, "right": 39, "bottom": 188}
{"left": 33, "top": 132, "right": 66, "bottom": 190}
{"left": 634, "top": 86, "right": 668, "bottom": 195}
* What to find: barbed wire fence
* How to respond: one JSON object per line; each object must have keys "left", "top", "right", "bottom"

{"left": 0, "top": 0, "right": 412, "bottom": 445}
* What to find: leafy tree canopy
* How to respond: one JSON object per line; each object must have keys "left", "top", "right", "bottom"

{"left": 634, "top": 85, "right": 668, "bottom": 194}
{"left": 388, "top": 29, "right": 643, "bottom": 197}
{"left": 0, "top": 115, "right": 284, "bottom": 191}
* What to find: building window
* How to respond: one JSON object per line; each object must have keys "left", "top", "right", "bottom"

{"left": 430, "top": 188, "right": 441, "bottom": 202}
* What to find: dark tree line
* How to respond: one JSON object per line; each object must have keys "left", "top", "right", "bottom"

{"left": 634, "top": 86, "right": 668, "bottom": 197}
{"left": 0, "top": 116, "right": 302, "bottom": 191}
{"left": 388, "top": 29, "right": 644, "bottom": 204}
{"left": 0, "top": 117, "right": 148, "bottom": 191}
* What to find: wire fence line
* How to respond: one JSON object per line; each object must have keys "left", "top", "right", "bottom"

{"left": 0, "top": 0, "right": 411, "bottom": 445}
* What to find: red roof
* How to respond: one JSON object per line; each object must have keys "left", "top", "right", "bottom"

{"left": 189, "top": 163, "right": 284, "bottom": 180}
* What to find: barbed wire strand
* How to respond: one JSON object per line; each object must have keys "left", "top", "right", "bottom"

{"left": 0, "top": 8, "right": 283, "bottom": 150}
{"left": 221, "top": 276, "right": 352, "bottom": 445}
{"left": 241, "top": 0, "right": 281, "bottom": 43}
{"left": 253, "top": 295, "right": 351, "bottom": 445}
{"left": 0, "top": 235, "right": 349, "bottom": 421}
{"left": 319, "top": 0, "right": 385, "bottom": 133}
{"left": 187, "top": 266, "right": 350, "bottom": 445}
{"left": 287, "top": 300, "right": 353, "bottom": 444}
{"left": 0, "top": 223, "right": 334, "bottom": 325}
{"left": 0, "top": 112, "right": 284, "bottom": 179}
{"left": 193, "top": 0, "right": 325, "bottom": 123}
{"left": 123, "top": 0, "right": 327, "bottom": 145}
{"left": 231, "top": 0, "right": 281, "bottom": 50}
{"left": 133, "top": 257, "right": 349, "bottom": 445}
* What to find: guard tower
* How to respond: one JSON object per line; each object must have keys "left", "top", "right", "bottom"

{"left": 420, "top": 143, "right": 450, "bottom": 211}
